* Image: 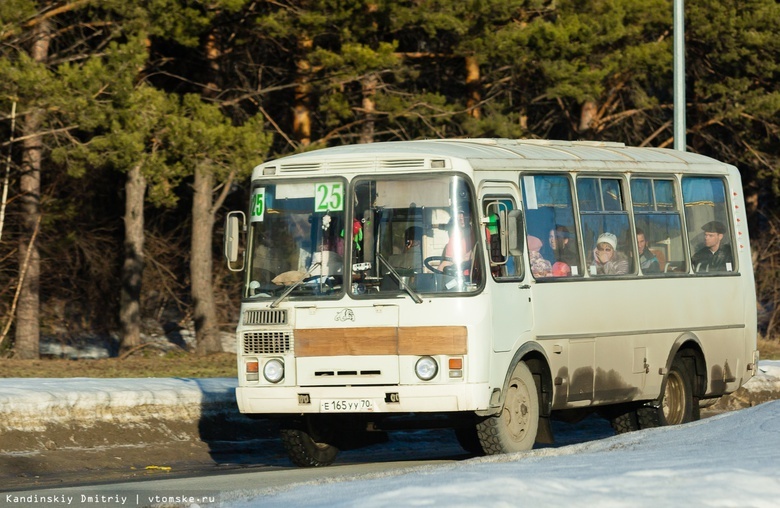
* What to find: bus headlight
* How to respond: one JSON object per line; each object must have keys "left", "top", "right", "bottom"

{"left": 263, "top": 359, "right": 285, "bottom": 383}
{"left": 415, "top": 356, "right": 438, "bottom": 381}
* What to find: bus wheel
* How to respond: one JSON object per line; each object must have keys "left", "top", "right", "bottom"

{"left": 280, "top": 416, "right": 340, "bottom": 467}
{"left": 638, "top": 356, "right": 695, "bottom": 429}
{"left": 476, "top": 361, "right": 539, "bottom": 455}
{"left": 608, "top": 407, "right": 640, "bottom": 434}
{"left": 660, "top": 356, "right": 695, "bottom": 425}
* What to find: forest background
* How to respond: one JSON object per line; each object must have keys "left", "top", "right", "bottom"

{"left": 1, "top": 0, "right": 779, "bottom": 360}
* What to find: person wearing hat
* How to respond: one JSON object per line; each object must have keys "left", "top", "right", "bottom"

{"left": 692, "top": 220, "right": 733, "bottom": 272}
{"left": 552, "top": 261, "right": 572, "bottom": 276}
{"left": 527, "top": 235, "right": 552, "bottom": 277}
{"left": 590, "top": 232, "right": 629, "bottom": 275}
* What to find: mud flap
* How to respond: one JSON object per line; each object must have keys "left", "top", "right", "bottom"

{"left": 535, "top": 415, "right": 554, "bottom": 444}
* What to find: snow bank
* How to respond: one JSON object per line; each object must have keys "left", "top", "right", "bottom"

{"left": 0, "top": 378, "right": 237, "bottom": 432}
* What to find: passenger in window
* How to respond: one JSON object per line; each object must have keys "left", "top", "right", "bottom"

{"left": 549, "top": 225, "right": 578, "bottom": 266}
{"left": 590, "top": 232, "right": 629, "bottom": 275}
{"left": 692, "top": 221, "right": 733, "bottom": 272}
{"left": 528, "top": 235, "right": 552, "bottom": 277}
{"left": 636, "top": 228, "right": 660, "bottom": 274}
{"left": 552, "top": 261, "right": 571, "bottom": 276}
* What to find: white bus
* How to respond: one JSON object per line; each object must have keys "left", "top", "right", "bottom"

{"left": 224, "top": 139, "right": 758, "bottom": 467}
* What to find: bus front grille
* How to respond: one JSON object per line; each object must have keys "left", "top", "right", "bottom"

{"left": 244, "top": 309, "right": 288, "bottom": 325}
{"left": 243, "top": 331, "right": 292, "bottom": 354}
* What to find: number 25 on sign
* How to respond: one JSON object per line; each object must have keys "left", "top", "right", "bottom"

{"left": 250, "top": 188, "right": 265, "bottom": 223}
{"left": 315, "top": 182, "right": 343, "bottom": 212}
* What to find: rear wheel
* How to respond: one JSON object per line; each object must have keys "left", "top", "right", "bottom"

{"left": 608, "top": 407, "right": 640, "bottom": 434}
{"left": 660, "top": 356, "right": 695, "bottom": 425}
{"left": 477, "top": 361, "right": 539, "bottom": 455}
{"left": 280, "top": 416, "right": 340, "bottom": 467}
{"left": 638, "top": 355, "right": 697, "bottom": 429}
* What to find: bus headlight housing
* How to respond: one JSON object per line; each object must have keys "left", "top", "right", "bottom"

{"left": 415, "top": 356, "right": 438, "bottom": 381}
{"left": 263, "top": 358, "right": 284, "bottom": 383}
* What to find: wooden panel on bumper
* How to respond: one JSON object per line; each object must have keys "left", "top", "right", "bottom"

{"left": 294, "top": 326, "right": 467, "bottom": 357}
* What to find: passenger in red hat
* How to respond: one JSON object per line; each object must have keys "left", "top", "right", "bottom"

{"left": 552, "top": 261, "right": 571, "bottom": 276}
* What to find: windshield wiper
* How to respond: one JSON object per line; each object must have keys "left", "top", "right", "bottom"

{"left": 269, "top": 261, "right": 321, "bottom": 309}
{"left": 377, "top": 253, "right": 423, "bottom": 304}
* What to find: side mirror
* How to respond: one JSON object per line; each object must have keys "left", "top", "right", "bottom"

{"left": 224, "top": 211, "right": 246, "bottom": 271}
{"left": 507, "top": 209, "right": 524, "bottom": 256}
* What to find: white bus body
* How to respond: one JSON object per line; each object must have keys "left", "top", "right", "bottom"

{"left": 225, "top": 139, "right": 758, "bottom": 466}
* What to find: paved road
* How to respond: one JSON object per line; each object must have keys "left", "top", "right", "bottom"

{"left": 1, "top": 416, "right": 615, "bottom": 505}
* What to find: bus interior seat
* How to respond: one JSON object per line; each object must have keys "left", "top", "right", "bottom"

{"left": 665, "top": 261, "right": 685, "bottom": 273}
{"left": 649, "top": 247, "right": 666, "bottom": 271}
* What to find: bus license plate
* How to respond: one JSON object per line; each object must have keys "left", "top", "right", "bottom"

{"left": 320, "top": 399, "right": 375, "bottom": 412}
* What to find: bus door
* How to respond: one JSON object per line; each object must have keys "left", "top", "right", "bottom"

{"left": 479, "top": 183, "right": 532, "bottom": 353}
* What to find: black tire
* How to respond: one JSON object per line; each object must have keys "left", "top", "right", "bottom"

{"left": 279, "top": 417, "right": 340, "bottom": 467}
{"left": 638, "top": 355, "right": 696, "bottom": 429}
{"left": 476, "top": 361, "right": 539, "bottom": 455}
{"left": 454, "top": 426, "right": 485, "bottom": 456}
{"left": 609, "top": 408, "right": 640, "bottom": 434}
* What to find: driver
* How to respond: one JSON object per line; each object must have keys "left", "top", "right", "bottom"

{"left": 440, "top": 206, "right": 474, "bottom": 275}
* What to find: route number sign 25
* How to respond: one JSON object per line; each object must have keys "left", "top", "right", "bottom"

{"left": 315, "top": 182, "right": 343, "bottom": 212}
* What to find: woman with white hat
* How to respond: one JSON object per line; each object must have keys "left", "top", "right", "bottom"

{"left": 590, "top": 232, "right": 629, "bottom": 275}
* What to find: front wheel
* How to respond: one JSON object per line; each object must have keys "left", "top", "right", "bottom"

{"left": 477, "top": 361, "right": 539, "bottom": 455}
{"left": 280, "top": 416, "right": 340, "bottom": 467}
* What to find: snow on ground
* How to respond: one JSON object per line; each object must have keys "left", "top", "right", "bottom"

{"left": 230, "top": 399, "right": 780, "bottom": 508}
{"left": 227, "top": 360, "right": 780, "bottom": 508}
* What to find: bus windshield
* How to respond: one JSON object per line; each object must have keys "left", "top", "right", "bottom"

{"left": 350, "top": 174, "right": 482, "bottom": 296}
{"left": 244, "top": 180, "right": 347, "bottom": 299}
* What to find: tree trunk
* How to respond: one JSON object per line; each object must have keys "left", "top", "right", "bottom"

{"left": 15, "top": 21, "right": 50, "bottom": 359}
{"left": 192, "top": 161, "right": 221, "bottom": 355}
{"left": 293, "top": 37, "right": 313, "bottom": 147}
{"left": 578, "top": 100, "right": 598, "bottom": 133}
{"left": 360, "top": 74, "right": 377, "bottom": 144}
{"left": 465, "top": 56, "right": 481, "bottom": 120}
{"left": 119, "top": 163, "right": 146, "bottom": 353}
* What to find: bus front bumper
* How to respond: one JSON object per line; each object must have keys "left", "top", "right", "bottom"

{"left": 236, "top": 383, "right": 492, "bottom": 415}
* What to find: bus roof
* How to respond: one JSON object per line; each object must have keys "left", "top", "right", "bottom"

{"left": 253, "top": 139, "right": 735, "bottom": 177}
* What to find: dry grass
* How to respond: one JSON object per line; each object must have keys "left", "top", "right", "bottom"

{"left": 0, "top": 352, "right": 237, "bottom": 378}
{"left": 759, "top": 336, "right": 780, "bottom": 360}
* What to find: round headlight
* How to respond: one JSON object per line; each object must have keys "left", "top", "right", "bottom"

{"left": 263, "top": 359, "right": 284, "bottom": 383}
{"left": 415, "top": 356, "right": 438, "bottom": 381}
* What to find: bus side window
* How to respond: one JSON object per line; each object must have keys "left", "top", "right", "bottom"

{"left": 521, "top": 174, "right": 581, "bottom": 277}
{"left": 682, "top": 177, "right": 735, "bottom": 273}
{"left": 577, "top": 176, "right": 634, "bottom": 276}
{"left": 631, "top": 178, "right": 686, "bottom": 275}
